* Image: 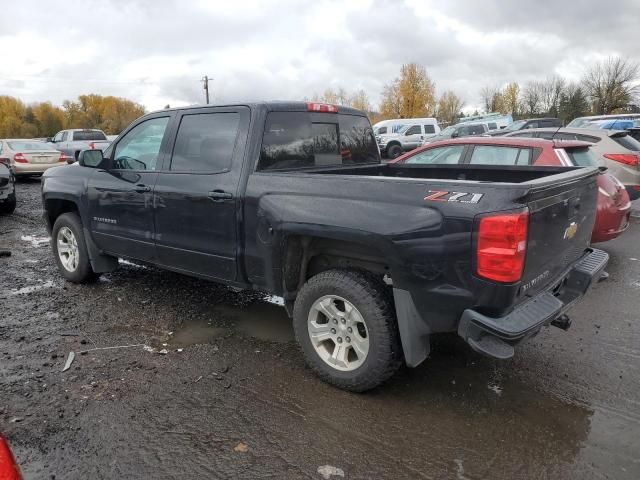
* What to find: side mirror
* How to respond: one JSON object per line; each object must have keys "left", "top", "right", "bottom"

{"left": 47, "top": 137, "right": 54, "bottom": 143}
{"left": 78, "top": 149, "right": 104, "bottom": 168}
{"left": 451, "top": 131, "right": 459, "bottom": 138}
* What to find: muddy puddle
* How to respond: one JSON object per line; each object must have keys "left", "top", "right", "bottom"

{"left": 168, "top": 298, "right": 293, "bottom": 348}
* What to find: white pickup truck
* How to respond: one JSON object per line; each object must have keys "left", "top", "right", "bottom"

{"left": 47, "top": 129, "right": 111, "bottom": 160}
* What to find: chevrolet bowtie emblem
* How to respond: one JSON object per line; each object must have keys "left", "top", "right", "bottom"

{"left": 564, "top": 222, "right": 578, "bottom": 240}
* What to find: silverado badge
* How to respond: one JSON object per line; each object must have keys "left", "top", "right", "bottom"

{"left": 563, "top": 221, "right": 578, "bottom": 240}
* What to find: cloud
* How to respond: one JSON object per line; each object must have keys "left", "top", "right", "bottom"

{"left": 0, "top": 0, "right": 638, "bottom": 112}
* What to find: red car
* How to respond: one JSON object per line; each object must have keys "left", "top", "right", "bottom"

{"left": 392, "top": 137, "right": 631, "bottom": 243}
{"left": 0, "top": 433, "right": 21, "bottom": 480}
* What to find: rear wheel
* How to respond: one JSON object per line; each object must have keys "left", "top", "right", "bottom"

{"left": 293, "top": 269, "right": 402, "bottom": 392}
{"left": 387, "top": 144, "right": 403, "bottom": 159}
{"left": 52, "top": 213, "right": 98, "bottom": 283}
{"left": 0, "top": 193, "right": 16, "bottom": 214}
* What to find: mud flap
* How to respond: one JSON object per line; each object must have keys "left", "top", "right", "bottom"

{"left": 83, "top": 228, "right": 118, "bottom": 273}
{"left": 392, "top": 288, "right": 431, "bottom": 367}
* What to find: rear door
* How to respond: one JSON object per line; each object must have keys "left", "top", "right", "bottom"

{"left": 153, "top": 106, "right": 250, "bottom": 280}
{"left": 86, "top": 114, "right": 172, "bottom": 261}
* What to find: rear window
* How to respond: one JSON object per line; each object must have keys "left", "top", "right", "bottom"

{"left": 575, "top": 134, "right": 602, "bottom": 143}
{"left": 611, "top": 133, "right": 640, "bottom": 151}
{"left": 73, "top": 130, "right": 107, "bottom": 141}
{"left": 259, "top": 112, "right": 378, "bottom": 171}
{"left": 7, "top": 141, "right": 56, "bottom": 151}
{"left": 564, "top": 147, "right": 599, "bottom": 167}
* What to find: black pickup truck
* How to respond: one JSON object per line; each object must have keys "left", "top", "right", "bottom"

{"left": 42, "top": 102, "right": 608, "bottom": 391}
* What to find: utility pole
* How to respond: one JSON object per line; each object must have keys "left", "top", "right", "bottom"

{"left": 201, "top": 75, "right": 211, "bottom": 104}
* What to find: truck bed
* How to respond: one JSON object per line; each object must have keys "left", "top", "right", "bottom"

{"left": 292, "top": 163, "right": 579, "bottom": 184}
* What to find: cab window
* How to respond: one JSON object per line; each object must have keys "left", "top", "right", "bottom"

{"left": 170, "top": 113, "right": 240, "bottom": 172}
{"left": 113, "top": 117, "right": 170, "bottom": 171}
{"left": 404, "top": 125, "right": 421, "bottom": 135}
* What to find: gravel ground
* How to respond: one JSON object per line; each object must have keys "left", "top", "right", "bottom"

{"left": 1, "top": 178, "right": 639, "bottom": 480}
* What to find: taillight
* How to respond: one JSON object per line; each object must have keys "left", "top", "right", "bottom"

{"left": 13, "top": 153, "right": 27, "bottom": 163}
{"left": 476, "top": 210, "right": 529, "bottom": 283}
{"left": 0, "top": 157, "right": 10, "bottom": 168}
{"left": 0, "top": 434, "right": 21, "bottom": 480}
{"left": 307, "top": 102, "right": 338, "bottom": 113}
{"left": 58, "top": 153, "right": 71, "bottom": 162}
{"left": 603, "top": 153, "right": 640, "bottom": 166}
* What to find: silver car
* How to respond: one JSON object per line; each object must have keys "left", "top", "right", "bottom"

{"left": 505, "top": 128, "right": 640, "bottom": 200}
{"left": 0, "top": 139, "right": 69, "bottom": 177}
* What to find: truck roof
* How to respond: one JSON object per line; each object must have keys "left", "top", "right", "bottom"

{"left": 151, "top": 101, "right": 366, "bottom": 116}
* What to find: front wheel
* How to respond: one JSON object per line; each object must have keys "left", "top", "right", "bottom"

{"left": 386, "top": 144, "right": 403, "bottom": 159}
{"left": 51, "top": 213, "right": 98, "bottom": 283}
{"left": 293, "top": 269, "right": 403, "bottom": 392}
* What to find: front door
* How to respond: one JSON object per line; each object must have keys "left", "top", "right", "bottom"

{"left": 153, "top": 106, "right": 249, "bottom": 281}
{"left": 403, "top": 124, "right": 424, "bottom": 149}
{"left": 86, "top": 115, "right": 172, "bottom": 261}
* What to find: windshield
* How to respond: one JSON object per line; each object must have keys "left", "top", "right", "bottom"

{"left": 7, "top": 141, "right": 57, "bottom": 151}
{"left": 504, "top": 120, "right": 527, "bottom": 132}
{"left": 438, "top": 126, "right": 456, "bottom": 136}
{"left": 566, "top": 118, "right": 591, "bottom": 128}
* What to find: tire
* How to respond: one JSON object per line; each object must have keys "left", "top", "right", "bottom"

{"left": 293, "top": 269, "right": 403, "bottom": 392}
{"left": 0, "top": 193, "right": 16, "bottom": 215}
{"left": 386, "top": 144, "right": 403, "bottom": 159}
{"left": 51, "top": 212, "right": 99, "bottom": 283}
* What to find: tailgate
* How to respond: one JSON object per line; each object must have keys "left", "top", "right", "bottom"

{"left": 519, "top": 169, "right": 599, "bottom": 297}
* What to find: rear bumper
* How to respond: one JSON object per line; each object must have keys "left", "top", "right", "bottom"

{"left": 457, "top": 248, "right": 609, "bottom": 359}
{"left": 14, "top": 163, "right": 62, "bottom": 175}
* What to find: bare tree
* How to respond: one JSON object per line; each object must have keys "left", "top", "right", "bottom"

{"left": 522, "top": 81, "right": 544, "bottom": 115}
{"left": 583, "top": 57, "right": 640, "bottom": 114}
{"left": 480, "top": 85, "right": 500, "bottom": 113}
{"left": 540, "top": 75, "right": 566, "bottom": 116}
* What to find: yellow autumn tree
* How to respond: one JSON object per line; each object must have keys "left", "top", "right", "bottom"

{"left": 502, "top": 82, "right": 520, "bottom": 115}
{"left": 436, "top": 91, "right": 464, "bottom": 125}
{"left": 379, "top": 63, "right": 437, "bottom": 119}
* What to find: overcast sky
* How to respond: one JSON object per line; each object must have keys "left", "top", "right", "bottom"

{"left": 1, "top": 0, "right": 638, "bottom": 112}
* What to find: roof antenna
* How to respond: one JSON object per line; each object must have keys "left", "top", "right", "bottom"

{"left": 550, "top": 122, "right": 563, "bottom": 141}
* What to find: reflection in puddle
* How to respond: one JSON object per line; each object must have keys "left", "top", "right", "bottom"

{"left": 169, "top": 299, "right": 293, "bottom": 348}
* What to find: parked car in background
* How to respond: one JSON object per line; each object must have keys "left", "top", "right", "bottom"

{"left": 47, "top": 129, "right": 111, "bottom": 160}
{"left": 0, "top": 139, "right": 70, "bottom": 178}
{"left": 0, "top": 158, "right": 16, "bottom": 214}
{"left": 41, "top": 101, "right": 607, "bottom": 391}
{"left": 392, "top": 137, "right": 630, "bottom": 243}
{"left": 487, "top": 117, "right": 562, "bottom": 136}
{"left": 421, "top": 122, "right": 488, "bottom": 145}
{"left": 375, "top": 118, "right": 440, "bottom": 158}
{"left": 505, "top": 128, "right": 640, "bottom": 200}
{"left": 456, "top": 112, "right": 513, "bottom": 130}
{"left": 567, "top": 114, "right": 640, "bottom": 128}
{"left": 586, "top": 119, "right": 638, "bottom": 130}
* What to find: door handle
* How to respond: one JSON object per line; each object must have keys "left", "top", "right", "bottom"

{"left": 134, "top": 184, "right": 151, "bottom": 193}
{"left": 208, "top": 190, "right": 234, "bottom": 201}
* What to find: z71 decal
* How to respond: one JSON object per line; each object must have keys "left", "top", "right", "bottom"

{"left": 424, "top": 190, "right": 484, "bottom": 204}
